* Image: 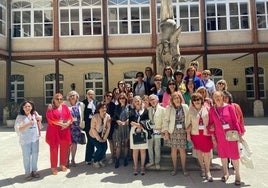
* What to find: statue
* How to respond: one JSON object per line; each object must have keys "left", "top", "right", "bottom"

{"left": 157, "top": 0, "right": 186, "bottom": 73}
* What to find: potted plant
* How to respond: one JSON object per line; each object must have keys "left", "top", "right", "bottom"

{"left": 5, "top": 101, "right": 20, "bottom": 127}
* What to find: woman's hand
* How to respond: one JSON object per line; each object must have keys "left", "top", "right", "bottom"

{"left": 164, "top": 132, "right": 170, "bottom": 140}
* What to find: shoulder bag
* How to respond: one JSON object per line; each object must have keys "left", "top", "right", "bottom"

{"left": 133, "top": 128, "right": 147, "bottom": 145}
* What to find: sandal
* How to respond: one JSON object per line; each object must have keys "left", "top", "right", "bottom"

{"left": 51, "top": 168, "right": 58, "bottom": 175}
{"left": 221, "top": 175, "right": 229, "bottom": 183}
{"left": 170, "top": 170, "right": 177, "bottom": 176}
{"left": 235, "top": 176, "right": 241, "bottom": 186}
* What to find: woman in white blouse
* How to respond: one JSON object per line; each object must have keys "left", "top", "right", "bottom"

{"left": 15, "top": 101, "right": 42, "bottom": 181}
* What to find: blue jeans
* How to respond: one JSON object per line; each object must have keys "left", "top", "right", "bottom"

{"left": 21, "top": 140, "right": 39, "bottom": 174}
{"left": 89, "top": 136, "right": 107, "bottom": 162}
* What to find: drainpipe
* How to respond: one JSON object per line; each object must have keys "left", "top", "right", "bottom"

{"left": 202, "top": 0, "right": 208, "bottom": 70}
{"left": 103, "top": 1, "right": 109, "bottom": 92}
{"left": 6, "top": 1, "right": 12, "bottom": 102}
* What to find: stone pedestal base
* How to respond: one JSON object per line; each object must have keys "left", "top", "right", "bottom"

{"left": 253, "top": 100, "right": 264, "bottom": 117}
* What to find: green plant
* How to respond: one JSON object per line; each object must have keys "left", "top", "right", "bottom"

{"left": 5, "top": 101, "right": 20, "bottom": 120}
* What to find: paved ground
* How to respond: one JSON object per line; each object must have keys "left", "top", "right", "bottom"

{"left": 0, "top": 117, "right": 267, "bottom": 188}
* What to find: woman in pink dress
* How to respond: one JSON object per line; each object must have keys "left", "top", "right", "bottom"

{"left": 46, "top": 93, "right": 73, "bottom": 175}
{"left": 186, "top": 93, "right": 213, "bottom": 182}
{"left": 207, "top": 91, "right": 245, "bottom": 186}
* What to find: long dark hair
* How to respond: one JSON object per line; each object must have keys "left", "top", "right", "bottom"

{"left": 19, "top": 101, "right": 35, "bottom": 115}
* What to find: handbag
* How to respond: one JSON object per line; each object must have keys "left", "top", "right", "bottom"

{"left": 240, "top": 139, "right": 254, "bottom": 169}
{"left": 132, "top": 128, "right": 147, "bottom": 145}
{"left": 79, "top": 132, "right": 87, "bottom": 145}
{"left": 225, "top": 130, "right": 239, "bottom": 141}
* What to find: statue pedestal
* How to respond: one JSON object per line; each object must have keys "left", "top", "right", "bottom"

{"left": 253, "top": 100, "right": 264, "bottom": 117}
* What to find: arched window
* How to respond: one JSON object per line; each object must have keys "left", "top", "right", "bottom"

{"left": 12, "top": 0, "right": 53, "bottom": 38}
{"left": 84, "top": 72, "right": 104, "bottom": 101}
{"left": 124, "top": 70, "right": 138, "bottom": 87}
{"left": 245, "top": 67, "right": 265, "bottom": 99}
{"left": 59, "top": 0, "right": 102, "bottom": 36}
{"left": 0, "top": 0, "right": 6, "bottom": 36}
{"left": 209, "top": 68, "right": 223, "bottom": 83}
{"left": 11, "top": 74, "right": 24, "bottom": 103}
{"left": 44, "top": 73, "right": 64, "bottom": 104}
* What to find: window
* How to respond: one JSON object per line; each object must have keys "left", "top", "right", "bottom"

{"left": 256, "top": 0, "right": 268, "bottom": 29}
{"left": 44, "top": 73, "right": 64, "bottom": 105}
{"left": 123, "top": 70, "right": 138, "bottom": 87}
{"left": 209, "top": 68, "right": 223, "bottom": 83}
{"left": 245, "top": 67, "right": 265, "bottom": 99}
{"left": 206, "top": 0, "right": 249, "bottom": 31}
{"left": 156, "top": 0, "right": 199, "bottom": 33}
{"left": 59, "top": 0, "right": 102, "bottom": 36}
{"left": 12, "top": 0, "right": 53, "bottom": 38}
{"left": 108, "top": 0, "right": 150, "bottom": 35}
{"left": 11, "top": 74, "right": 24, "bottom": 104}
{"left": 84, "top": 72, "right": 104, "bottom": 102}
{"left": 0, "top": 0, "right": 6, "bottom": 36}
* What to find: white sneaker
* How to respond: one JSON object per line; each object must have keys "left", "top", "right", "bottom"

{"left": 108, "top": 158, "right": 114, "bottom": 165}
{"left": 93, "top": 162, "right": 100, "bottom": 168}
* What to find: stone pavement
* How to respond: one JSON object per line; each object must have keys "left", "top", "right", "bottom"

{"left": 0, "top": 117, "right": 267, "bottom": 188}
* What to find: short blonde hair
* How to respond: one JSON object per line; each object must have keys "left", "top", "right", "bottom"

{"left": 67, "top": 90, "right": 79, "bottom": 102}
{"left": 170, "top": 92, "right": 184, "bottom": 107}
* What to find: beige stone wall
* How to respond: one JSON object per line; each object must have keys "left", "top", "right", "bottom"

{"left": 206, "top": 31, "right": 252, "bottom": 45}
{"left": 108, "top": 35, "right": 152, "bottom": 48}
{"left": 12, "top": 38, "right": 54, "bottom": 51}
{"left": 0, "top": 37, "right": 7, "bottom": 50}
{"left": 60, "top": 37, "right": 103, "bottom": 50}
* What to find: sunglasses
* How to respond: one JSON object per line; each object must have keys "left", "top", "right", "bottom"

{"left": 192, "top": 98, "right": 201, "bottom": 102}
{"left": 218, "top": 82, "right": 225, "bottom": 85}
{"left": 154, "top": 79, "right": 161, "bottom": 82}
{"left": 106, "top": 95, "right": 112, "bottom": 98}
{"left": 165, "top": 68, "right": 171, "bottom": 71}
{"left": 191, "top": 63, "right": 198, "bottom": 66}
{"left": 55, "top": 98, "right": 63, "bottom": 101}
{"left": 169, "top": 83, "right": 175, "bottom": 85}
{"left": 119, "top": 97, "right": 125, "bottom": 100}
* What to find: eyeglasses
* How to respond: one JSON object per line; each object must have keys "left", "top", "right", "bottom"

{"left": 218, "top": 82, "right": 225, "bottom": 85}
{"left": 55, "top": 98, "right": 63, "bottom": 101}
{"left": 192, "top": 98, "right": 201, "bottom": 102}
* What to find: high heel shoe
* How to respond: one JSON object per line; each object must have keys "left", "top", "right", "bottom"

{"left": 133, "top": 167, "right": 138, "bottom": 176}
{"left": 140, "top": 167, "right": 145, "bottom": 176}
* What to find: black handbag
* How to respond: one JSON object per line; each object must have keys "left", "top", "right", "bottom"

{"left": 132, "top": 128, "right": 147, "bottom": 145}
{"left": 79, "top": 132, "right": 87, "bottom": 145}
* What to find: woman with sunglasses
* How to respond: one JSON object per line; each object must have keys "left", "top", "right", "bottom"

{"left": 186, "top": 93, "right": 213, "bottom": 182}
{"left": 46, "top": 93, "right": 73, "bottom": 175}
{"left": 162, "top": 79, "right": 180, "bottom": 108}
{"left": 216, "top": 79, "right": 228, "bottom": 91}
{"left": 113, "top": 93, "right": 130, "bottom": 168}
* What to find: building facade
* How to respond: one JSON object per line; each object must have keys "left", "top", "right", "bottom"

{"left": 0, "top": 0, "right": 268, "bottom": 120}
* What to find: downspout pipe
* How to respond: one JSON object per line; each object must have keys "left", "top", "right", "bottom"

{"left": 6, "top": 1, "right": 12, "bottom": 102}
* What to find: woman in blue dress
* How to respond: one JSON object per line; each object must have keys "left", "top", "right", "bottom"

{"left": 65, "top": 90, "right": 85, "bottom": 167}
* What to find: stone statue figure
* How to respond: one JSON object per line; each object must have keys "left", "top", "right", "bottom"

{"left": 157, "top": 0, "right": 186, "bottom": 72}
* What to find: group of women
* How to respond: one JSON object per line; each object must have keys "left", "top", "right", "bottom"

{"left": 14, "top": 64, "right": 245, "bottom": 186}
